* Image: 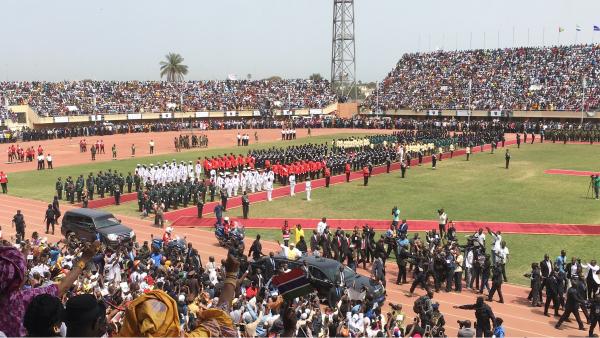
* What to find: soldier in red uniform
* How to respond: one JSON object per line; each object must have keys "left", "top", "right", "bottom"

{"left": 345, "top": 162, "right": 352, "bottom": 182}
{"left": 324, "top": 166, "right": 331, "bottom": 188}
{"left": 363, "top": 166, "right": 370, "bottom": 186}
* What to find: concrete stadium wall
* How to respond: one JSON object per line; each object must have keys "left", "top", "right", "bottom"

{"left": 365, "top": 109, "right": 599, "bottom": 120}
{"left": 7, "top": 105, "right": 332, "bottom": 128}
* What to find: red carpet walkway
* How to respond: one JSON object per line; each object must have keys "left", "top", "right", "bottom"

{"left": 544, "top": 169, "right": 600, "bottom": 177}
{"left": 171, "top": 216, "right": 600, "bottom": 235}
{"left": 164, "top": 140, "right": 517, "bottom": 223}
{"left": 85, "top": 192, "right": 138, "bottom": 208}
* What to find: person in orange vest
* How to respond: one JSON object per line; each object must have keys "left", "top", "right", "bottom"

{"left": 0, "top": 171, "right": 7, "bottom": 194}
{"left": 345, "top": 162, "right": 351, "bottom": 182}
{"left": 324, "top": 166, "right": 331, "bottom": 188}
{"left": 363, "top": 166, "right": 370, "bottom": 186}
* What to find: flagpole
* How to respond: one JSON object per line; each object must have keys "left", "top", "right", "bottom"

{"left": 469, "top": 32, "right": 473, "bottom": 49}
{"left": 527, "top": 28, "right": 530, "bottom": 46}
{"left": 512, "top": 26, "right": 515, "bottom": 47}
{"left": 497, "top": 30, "right": 500, "bottom": 49}
{"left": 542, "top": 27, "right": 545, "bottom": 46}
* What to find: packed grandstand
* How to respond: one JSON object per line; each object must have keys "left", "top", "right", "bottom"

{"left": 0, "top": 79, "right": 337, "bottom": 116}
{"left": 2, "top": 44, "right": 600, "bottom": 120}
{"left": 363, "top": 44, "right": 600, "bottom": 112}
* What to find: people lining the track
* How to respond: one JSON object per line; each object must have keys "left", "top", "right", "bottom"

{"left": 3, "top": 201, "right": 599, "bottom": 337}
{"left": 364, "top": 44, "right": 600, "bottom": 112}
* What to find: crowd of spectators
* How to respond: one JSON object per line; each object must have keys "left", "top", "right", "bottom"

{"left": 0, "top": 104, "right": 17, "bottom": 124}
{"left": 364, "top": 44, "right": 600, "bottom": 112}
{"left": 0, "top": 79, "right": 336, "bottom": 117}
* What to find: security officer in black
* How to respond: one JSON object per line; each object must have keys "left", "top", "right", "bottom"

{"left": 126, "top": 172, "right": 133, "bottom": 193}
{"left": 543, "top": 269, "right": 560, "bottom": 317}
{"left": 196, "top": 190, "right": 205, "bottom": 218}
{"left": 589, "top": 294, "right": 600, "bottom": 337}
{"left": 75, "top": 175, "right": 84, "bottom": 202}
{"left": 137, "top": 188, "right": 143, "bottom": 212}
{"left": 97, "top": 176, "right": 105, "bottom": 198}
{"left": 386, "top": 155, "right": 391, "bottom": 173}
{"left": 114, "top": 184, "right": 121, "bottom": 205}
{"left": 134, "top": 173, "right": 141, "bottom": 191}
{"left": 86, "top": 174, "right": 95, "bottom": 200}
{"left": 400, "top": 160, "right": 407, "bottom": 178}
{"left": 505, "top": 149, "right": 511, "bottom": 169}
{"left": 455, "top": 296, "right": 496, "bottom": 337}
{"left": 118, "top": 173, "right": 125, "bottom": 193}
{"left": 67, "top": 181, "right": 75, "bottom": 204}
{"left": 555, "top": 280, "right": 586, "bottom": 330}
{"left": 56, "top": 178, "right": 63, "bottom": 200}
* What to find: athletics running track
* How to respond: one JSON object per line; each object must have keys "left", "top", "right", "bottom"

{"left": 0, "top": 132, "right": 596, "bottom": 336}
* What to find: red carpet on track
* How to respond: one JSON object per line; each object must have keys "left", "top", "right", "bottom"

{"left": 84, "top": 192, "right": 138, "bottom": 208}
{"left": 162, "top": 139, "right": 516, "bottom": 223}
{"left": 170, "top": 216, "right": 600, "bottom": 235}
{"left": 544, "top": 169, "right": 600, "bottom": 177}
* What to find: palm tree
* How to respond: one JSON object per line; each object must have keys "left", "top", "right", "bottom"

{"left": 159, "top": 53, "right": 189, "bottom": 82}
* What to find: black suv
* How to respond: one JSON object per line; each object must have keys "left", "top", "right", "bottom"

{"left": 61, "top": 208, "right": 136, "bottom": 247}
{"left": 251, "top": 255, "right": 385, "bottom": 306}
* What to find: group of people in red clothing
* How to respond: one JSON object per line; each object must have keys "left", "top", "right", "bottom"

{"left": 6, "top": 144, "right": 44, "bottom": 163}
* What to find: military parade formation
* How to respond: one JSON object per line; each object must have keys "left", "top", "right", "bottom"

{"left": 52, "top": 128, "right": 506, "bottom": 223}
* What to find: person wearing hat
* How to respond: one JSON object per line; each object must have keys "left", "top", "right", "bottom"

{"left": 0, "top": 241, "right": 99, "bottom": 337}
{"left": 64, "top": 293, "right": 107, "bottom": 337}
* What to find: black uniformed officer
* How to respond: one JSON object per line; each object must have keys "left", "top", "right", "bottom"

{"left": 242, "top": 191, "right": 250, "bottom": 219}
{"left": 505, "top": 149, "right": 511, "bottom": 169}
{"left": 56, "top": 178, "right": 63, "bottom": 200}
{"left": 12, "top": 210, "right": 26, "bottom": 240}
{"left": 114, "top": 184, "right": 121, "bottom": 205}
{"left": 400, "top": 160, "right": 407, "bottom": 178}
{"left": 126, "top": 173, "right": 133, "bottom": 193}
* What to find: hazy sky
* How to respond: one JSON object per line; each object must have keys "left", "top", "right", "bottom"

{"left": 1, "top": 0, "right": 599, "bottom": 82}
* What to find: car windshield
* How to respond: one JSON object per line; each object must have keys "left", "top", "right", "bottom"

{"left": 95, "top": 216, "right": 120, "bottom": 228}
{"left": 343, "top": 266, "right": 357, "bottom": 279}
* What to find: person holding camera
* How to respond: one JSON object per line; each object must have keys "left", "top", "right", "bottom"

{"left": 457, "top": 319, "right": 476, "bottom": 337}
{"left": 454, "top": 296, "right": 496, "bottom": 337}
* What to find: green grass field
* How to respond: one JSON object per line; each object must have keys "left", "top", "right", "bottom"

{"left": 227, "top": 143, "right": 600, "bottom": 224}
{"left": 97, "top": 142, "right": 600, "bottom": 287}
{"left": 6, "top": 133, "right": 366, "bottom": 203}
{"left": 14, "top": 135, "right": 599, "bottom": 287}
{"left": 241, "top": 228, "right": 600, "bottom": 286}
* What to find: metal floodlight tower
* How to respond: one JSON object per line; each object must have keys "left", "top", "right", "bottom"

{"left": 331, "top": 0, "right": 356, "bottom": 100}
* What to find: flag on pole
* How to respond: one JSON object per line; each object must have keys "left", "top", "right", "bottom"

{"left": 558, "top": 27, "right": 565, "bottom": 33}
{"left": 271, "top": 268, "right": 314, "bottom": 301}
{"left": 594, "top": 25, "right": 600, "bottom": 32}
{"left": 576, "top": 25, "right": 582, "bottom": 31}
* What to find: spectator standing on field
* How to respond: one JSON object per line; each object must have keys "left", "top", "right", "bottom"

{"left": 149, "top": 139, "right": 155, "bottom": 154}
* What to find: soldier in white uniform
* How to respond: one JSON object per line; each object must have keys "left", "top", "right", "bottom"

{"left": 232, "top": 172, "right": 240, "bottom": 196}
{"left": 256, "top": 170, "right": 263, "bottom": 192}
{"left": 249, "top": 170, "right": 257, "bottom": 193}
{"left": 265, "top": 170, "right": 274, "bottom": 201}
{"left": 305, "top": 178, "right": 312, "bottom": 201}
{"left": 240, "top": 169, "right": 248, "bottom": 193}
{"left": 195, "top": 161, "right": 202, "bottom": 178}
{"left": 216, "top": 173, "right": 225, "bottom": 194}
{"left": 289, "top": 173, "right": 296, "bottom": 196}
{"left": 225, "top": 173, "right": 233, "bottom": 197}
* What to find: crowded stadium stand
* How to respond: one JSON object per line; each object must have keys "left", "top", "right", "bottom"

{"left": 0, "top": 79, "right": 336, "bottom": 117}
{"left": 363, "top": 44, "right": 600, "bottom": 112}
